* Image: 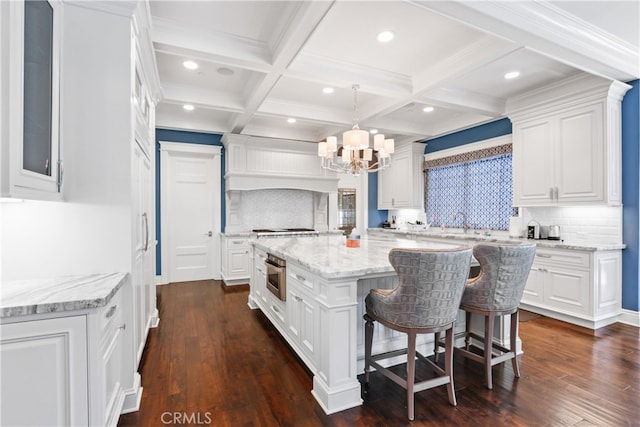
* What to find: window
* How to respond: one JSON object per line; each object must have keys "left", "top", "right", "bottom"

{"left": 424, "top": 144, "right": 515, "bottom": 230}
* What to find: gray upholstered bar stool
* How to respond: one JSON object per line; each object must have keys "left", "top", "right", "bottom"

{"left": 363, "top": 247, "right": 473, "bottom": 421}
{"left": 455, "top": 243, "right": 536, "bottom": 390}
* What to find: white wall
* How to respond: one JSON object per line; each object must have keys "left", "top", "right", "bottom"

{"left": 1, "top": 4, "right": 133, "bottom": 281}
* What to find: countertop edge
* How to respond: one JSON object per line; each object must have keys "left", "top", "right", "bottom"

{"left": 1, "top": 272, "right": 128, "bottom": 319}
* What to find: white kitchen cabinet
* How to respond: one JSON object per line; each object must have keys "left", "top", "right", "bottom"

{"left": 221, "top": 235, "right": 250, "bottom": 285}
{"left": 378, "top": 142, "right": 425, "bottom": 210}
{"left": 513, "top": 103, "right": 606, "bottom": 205}
{"left": 509, "top": 74, "right": 630, "bottom": 207}
{"left": 1, "top": 0, "right": 63, "bottom": 200}
{"left": 0, "top": 282, "right": 129, "bottom": 427}
{"left": 286, "top": 263, "right": 319, "bottom": 370}
{"left": 520, "top": 247, "right": 621, "bottom": 329}
{"left": 1, "top": 315, "right": 88, "bottom": 426}
{"left": 250, "top": 246, "right": 269, "bottom": 307}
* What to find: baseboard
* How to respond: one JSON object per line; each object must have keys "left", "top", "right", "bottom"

{"left": 151, "top": 308, "right": 160, "bottom": 328}
{"left": 155, "top": 275, "right": 168, "bottom": 286}
{"left": 618, "top": 309, "right": 640, "bottom": 327}
{"left": 120, "top": 373, "right": 143, "bottom": 414}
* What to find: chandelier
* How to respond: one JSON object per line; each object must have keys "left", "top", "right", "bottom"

{"left": 317, "top": 84, "right": 394, "bottom": 176}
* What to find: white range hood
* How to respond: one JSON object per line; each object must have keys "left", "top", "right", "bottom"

{"left": 222, "top": 134, "right": 339, "bottom": 193}
{"left": 222, "top": 134, "right": 339, "bottom": 233}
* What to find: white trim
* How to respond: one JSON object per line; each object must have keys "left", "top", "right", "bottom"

{"left": 160, "top": 141, "right": 222, "bottom": 283}
{"left": 618, "top": 309, "right": 640, "bottom": 328}
{"left": 423, "top": 134, "right": 512, "bottom": 161}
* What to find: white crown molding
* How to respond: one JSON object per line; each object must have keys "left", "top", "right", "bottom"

{"left": 64, "top": 0, "right": 137, "bottom": 18}
{"left": 414, "top": 0, "right": 639, "bottom": 81}
{"left": 424, "top": 134, "right": 512, "bottom": 160}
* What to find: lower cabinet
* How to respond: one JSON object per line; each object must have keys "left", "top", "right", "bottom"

{"left": 221, "top": 235, "right": 250, "bottom": 285}
{"left": 0, "top": 316, "right": 89, "bottom": 426}
{"left": 521, "top": 247, "right": 621, "bottom": 329}
{"left": 0, "top": 285, "right": 129, "bottom": 427}
{"left": 286, "top": 267, "right": 319, "bottom": 370}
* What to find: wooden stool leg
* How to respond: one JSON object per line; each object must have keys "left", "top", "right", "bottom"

{"left": 510, "top": 311, "right": 521, "bottom": 377}
{"left": 445, "top": 327, "right": 457, "bottom": 406}
{"left": 364, "top": 314, "right": 374, "bottom": 383}
{"left": 485, "top": 314, "right": 495, "bottom": 390}
{"left": 407, "top": 331, "right": 417, "bottom": 421}
{"left": 465, "top": 311, "right": 472, "bottom": 350}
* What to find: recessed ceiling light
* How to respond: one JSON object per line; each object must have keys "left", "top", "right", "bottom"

{"left": 183, "top": 104, "right": 194, "bottom": 111}
{"left": 423, "top": 106, "right": 434, "bottom": 113}
{"left": 183, "top": 60, "right": 198, "bottom": 70}
{"left": 287, "top": 118, "right": 296, "bottom": 124}
{"left": 217, "top": 67, "right": 234, "bottom": 76}
{"left": 322, "top": 87, "right": 334, "bottom": 94}
{"left": 377, "top": 30, "right": 394, "bottom": 43}
{"left": 370, "top": 129, "right": 378, "bottom": 134}
{"left": 504, "top": 71, "right": 520, "bottom": 80}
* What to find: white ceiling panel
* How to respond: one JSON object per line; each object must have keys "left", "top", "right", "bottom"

{"left": 148, "top": 0, "right": 639, "bottom": 143}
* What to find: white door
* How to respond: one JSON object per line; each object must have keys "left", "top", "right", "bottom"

{"left": 161, "top": 142, "right": 221, "bottom": 283}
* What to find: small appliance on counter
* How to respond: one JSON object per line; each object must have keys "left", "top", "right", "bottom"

{"left": 527, "top": 221, "right": 540, "bottom": 239}
{"left": 548, "top": 225, "right": 561, "bottom": 240}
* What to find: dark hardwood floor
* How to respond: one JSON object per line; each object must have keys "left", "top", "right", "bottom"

{"left": 118, "top": 280, "right": 640, "bottom": 427}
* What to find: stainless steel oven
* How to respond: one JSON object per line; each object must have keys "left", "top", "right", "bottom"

{"left": 266, "top": 253, "right": 286, "bottom": 301}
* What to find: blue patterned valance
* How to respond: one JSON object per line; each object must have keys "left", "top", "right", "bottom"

{"left": 424, "top": 144, "right": 514, "bottom": 230}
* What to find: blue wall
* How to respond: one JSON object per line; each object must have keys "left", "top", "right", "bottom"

{"left": 368, "top": 171, "right": 388, "bottom": 227}
{"left": 155, "top": 129, "right": 225, "bottom": 275}
{"left": 621, "top": 80, "right": 640, "bottom": 312}
{"left": 423, "top": 118, "right": 512, "bottom": 153}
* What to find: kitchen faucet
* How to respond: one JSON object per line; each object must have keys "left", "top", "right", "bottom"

{"left": 454, "top": 211, "right": 469, "bottom": 234}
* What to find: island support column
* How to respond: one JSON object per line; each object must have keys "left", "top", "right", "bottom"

{"left": 311, "top": 276, "right": 363, "bottom": 414}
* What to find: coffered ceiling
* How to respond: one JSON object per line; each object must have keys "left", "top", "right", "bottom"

{"left": 149, "top": 0, "right": 639, "bottom": 144}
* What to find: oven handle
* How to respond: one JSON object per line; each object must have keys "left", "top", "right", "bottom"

{"left": 266, "top": 259, "right": 285, "bottom": 272}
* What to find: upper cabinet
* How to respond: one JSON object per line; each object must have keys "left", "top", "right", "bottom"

{"left": 508, "top": 73, "right": 631, "bottom": 207}
{"left": 378, "top": 142, "right": 425, "bottom": 210}
{"left": 1, "top": 0, "right": 63, "bottom": 200}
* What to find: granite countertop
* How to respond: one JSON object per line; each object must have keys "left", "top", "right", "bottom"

{"left": 0, "top": 273, "right": 128, "bottom": 319}
{"left": 252, "top": 234, "right": 470, "bottom": 280}
{"left": 368, "top": 228, "right": 625, "bottom": 251}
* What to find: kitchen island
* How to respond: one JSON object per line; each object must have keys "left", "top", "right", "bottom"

{"left": 248, "top": 234, "right": 484, "bottom": 414}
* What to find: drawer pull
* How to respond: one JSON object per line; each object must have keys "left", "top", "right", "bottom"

{"left": 295, "top": 274, "right": 307, "bottom": 282}
{"left": 119, "top": 324, "right": 126, "bottom": 330}
{"left": 105, "top": 305, "right": 117, "bottom": 319}
{"left": 272, "top": 305, "right": 280, "bottom": 313}
{"left": 536, "top": 254, "right": 552, "bottom": 258}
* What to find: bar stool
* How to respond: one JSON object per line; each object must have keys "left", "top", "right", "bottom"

{"left": 455, "top": 243, "right": 536, "bottom": 389}
{"left": 363, "top": 247, "right": 472, "bottom": 421}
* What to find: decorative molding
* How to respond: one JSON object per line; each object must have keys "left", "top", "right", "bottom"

{"left": 424, "top": 134, "right": 512, "bottom": 161}
{"left": 619, "top": 309, "right": 640, "bottom": 328}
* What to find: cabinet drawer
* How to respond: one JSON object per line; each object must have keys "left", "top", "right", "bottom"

{"left": 268, "top": 294, "right": 286, "bottom": 327}
{"left": 288, "top": 264, "right": 316, "bottom": 294}
{"left": 99, "top": 289, "right": 123, "bottom": 340}
{"left": 227, "top": 238, "right": 249, "bottom": 249}
{"left": 534, "top": 248, "right": 590, "bottom": 268}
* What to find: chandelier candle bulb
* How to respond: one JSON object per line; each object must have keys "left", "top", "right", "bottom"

{"left": 327, "top": 136, "right": 338, "bottom": 152}
{"left": 374, "top": 134, "right": 385, "bottom": 150}
{"left": 364, "top": 149, "right": 373, "bottom": 161}
{"left": 318, "top": 142, "right": 328, "bottom": 156}
{"left": 384, "top": 139, "right": 395, "bottom": 154}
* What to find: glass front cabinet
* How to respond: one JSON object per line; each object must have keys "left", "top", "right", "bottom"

{"left": 2, "top": 0, "right": 62, "bottom": 200}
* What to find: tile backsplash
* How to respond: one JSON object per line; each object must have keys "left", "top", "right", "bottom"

{"left": 520, "top": 206, "right": 622, "bottom": 244}
{"left": 239, "top": 189, "right": 314, "bottom": 230}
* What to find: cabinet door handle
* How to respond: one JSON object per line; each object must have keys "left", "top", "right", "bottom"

{"left": 549, "top": 187, "right": 554, "bottom": 200}
{"left": 118, "top": 324, "right": 126, "bottom": 330}
{"left": 142, "top": 213, "right": 149, "bottom": 252}
{"left": 106, "top": 305, "right": 117, "bottom": 319}
{"left": 554, "top": 187, "right": 559, "bottom": 200}
{"left": 57, "top": 160, "right": 64, "bottom": 190}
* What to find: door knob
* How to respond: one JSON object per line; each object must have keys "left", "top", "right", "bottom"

{"left": 206, "top": 231, "right": 213, "bottom": 237}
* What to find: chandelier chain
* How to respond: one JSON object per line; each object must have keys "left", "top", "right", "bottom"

{"left": 352, "top": 84, "right": 360, "bottom": 129}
